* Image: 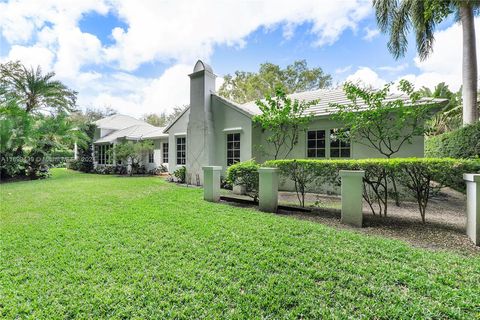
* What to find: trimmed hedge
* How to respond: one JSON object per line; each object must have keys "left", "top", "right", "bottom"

{"left": 265, "top": 158, "right": 480, "bottom": 222}
{"left": 425, "top": 122, "right": 480, "bottom": 158}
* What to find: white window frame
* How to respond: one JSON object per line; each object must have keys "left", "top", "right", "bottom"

{"left": 176, "top": 136, "right": 186, "bottom": 165}
{"left": 226, "top": 132, "right": 241, "bottom": 166}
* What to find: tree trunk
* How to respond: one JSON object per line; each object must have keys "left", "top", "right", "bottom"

{"left": 460, "top": 3, "right": 478, "bottom": 125}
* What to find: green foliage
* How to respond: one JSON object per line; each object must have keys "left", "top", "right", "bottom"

{"left": 112, "top": 140, "right": 154, "bottom": 176}
{"left": 142, "top": 106, "right": 187, "bottom": 127}
{"left": 373, "top": 0, "right": 464, "bottom": 60}
{"left": 425, "top": 121, "right": 480, "bottom": 158}
{"left": 1, "top": 169, "right": 480, "bottom": 318}
{"left": 226, "top": 160, "right": 260, "bottom": 201}
{"left": 266, "top": 158, "right": 480, "bottom": 222}
{"left": 331, "top": 80, "right": 435, "bottom": 158}
{"left": 253, "top": 88, "right": 316, "bottom": 159}
{"left": 419, "top": 82, "right": 463, "bottom": 135}
{"left": 0, "top": 61, "right": 77, "bottom": 114}
{"left": 0, "top": 61, "right": 80, "bottom": 180}
{"left": 173, "top": 166, "right": 186, "bottom": 183}
{"left": 218, "top": 60, "right": 331, "bottom": 104}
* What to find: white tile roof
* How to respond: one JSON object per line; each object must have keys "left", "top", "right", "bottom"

{"left": 94, "top": 114, "right": 146, "bottom": 130}
{"left": 95, "top": 122, "right": 167, "bottom": 144}
{"left": 214, "top": 89, "right": 446, "bottom": 117}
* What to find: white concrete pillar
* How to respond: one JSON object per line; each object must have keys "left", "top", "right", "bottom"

{"left": 464, "top": 174, "right": 480, "bottom": 246}
{"left": 73, "top": 142, "right": 78, "bottom": 160}
{"left": 202, "top": 166, "right": 222, "bottom": 202}
{"left": 340, "top": 170, "right": 365, "bottom": 227}
{"left": 258, "top": 167, "right": 279, "bottom": 213}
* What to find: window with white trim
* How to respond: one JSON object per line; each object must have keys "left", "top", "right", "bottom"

{"left": 330, "top": 128, "right": 351, "bottom": 158}
{"left": 95, "top": 144, "right": 113, "bottom": 165}
{"left": 226, "top": 133, "right": 240, "bottom": 166}
{"left": 162, "top": 143, "right": 169, "bottom": 163}
{"left": 176, "top": 137, "right": 186, "bottom": 165}
{"left": 307, "top": 130, "right": 325, "bottom": 158}
{"left": 148, "top": 151, "right": 154, "bottom": 163}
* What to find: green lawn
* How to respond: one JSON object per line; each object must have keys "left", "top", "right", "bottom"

{"left": 1, "top": 169, "right": 479, "bottom": 319}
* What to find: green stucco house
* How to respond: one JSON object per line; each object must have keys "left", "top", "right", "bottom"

{"left": 93, "top": 60, "right": 443, "bottom": 184}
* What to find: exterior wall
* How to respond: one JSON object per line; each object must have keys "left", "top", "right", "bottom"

{"left": 144, "top": 138, "right": 168, "bottom": 171}
{"left": 211, "top": 96, "right": 253, "bottom": 169}
{"left": 251, "top": 116, "right": 424, "bottom": 192}
{"left": 166, "top": 108, "right": 190, "bottom": 173}
{"left": 251, "top": 116, "right": 424, "bottom": 163}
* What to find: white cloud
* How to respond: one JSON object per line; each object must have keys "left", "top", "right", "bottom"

{"left": 346, "top": 67, "right": 387, "bottom": 88}
{"left": 363, "top": 26, "right": 380, "bottom": 41}
{"left": 104, "top": 0, "right": 372, "bottom": 70}
{"left": 335, "top": 65, "right": 352, "bottom": 74}
{"left": 1, "top": 45, "right": 54, "bottom": 70}
{"left": 141, "top": 64, "right": 191, "bottom": 114}
{"left": 78, "top": 64, "right": 192, "bottom": 116}
{"left": 0, "top": 0, "right": 374, "bottom": 116}
{"left": 397, "top": 17, "right": 480, "bottom": 91}
{"left": 378, "top": 63, "right": 408, "bottom": 73}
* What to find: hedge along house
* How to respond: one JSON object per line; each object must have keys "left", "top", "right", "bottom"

{"left": 163, "top": 60, "right": 446, "bottom": 185}
{"left": 93, "top": 114, "right": 169, "bottom": 171}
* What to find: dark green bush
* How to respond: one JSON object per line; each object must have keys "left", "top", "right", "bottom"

{"left": 173, "top": 166, "right": 186, "bottom": 183}
{"left": 425, "top": 122, "right": 480, "bottom": 158}
{"left": 226, "top": 160, "right": 260, "bottom": 201}
{"left": 266, "top": 158, "right": 480, "bottom": 222}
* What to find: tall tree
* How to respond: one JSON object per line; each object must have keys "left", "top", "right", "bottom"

{"left": 143, "top": 113, "right": 168, "bottom": 127}
{"left": 373, "top": 0, "right": 479, "bottom": 125}
{"left": 0, "top": 61, "right": 77, "bottom": 114}
{"left": 219, "top": 60, "right": 331, "bottom": 104}
{"left": 253, "top": 88, "right": 316, "bottom": 160}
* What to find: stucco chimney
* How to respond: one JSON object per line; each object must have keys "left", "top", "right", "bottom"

{"left": 186, "top": 60, "right": 216, "bottom": 185}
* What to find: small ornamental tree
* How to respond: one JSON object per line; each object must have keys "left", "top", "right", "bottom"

{"left": 111, "top": 140, "right": 154, "bottom": 176}
{"left": 331, "top": 80, "right": 437, "bottom": 211}
{"left": 253, "top": 88, "right": 317, "bottom": 160}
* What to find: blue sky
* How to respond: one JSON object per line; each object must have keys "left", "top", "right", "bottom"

{"left": 0, "top": 0, "right": 468, "bottom": 116}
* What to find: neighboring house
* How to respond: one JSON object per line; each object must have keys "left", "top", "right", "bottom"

{"left": 94, "top": 60, "right": 445, "bottom": 184}
{"left": 93, "top": 115, "right": 168, "bottom": 171}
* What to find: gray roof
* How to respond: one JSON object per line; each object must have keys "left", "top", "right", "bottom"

{"left": 95, "top": 117, "right": 167, "bottom": 144}
{"left": 94, "top": 114, "right": 146, "bottom": 130}
{"left": 214, "top": 89, "right": 446, "bottom": 117}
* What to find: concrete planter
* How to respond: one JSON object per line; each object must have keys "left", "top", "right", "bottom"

{"left": 232, "top": 183, "right": 246, "bottom": 195}
{"left": 339, "top": 170, "right": 365, "bottom": 227}
{"left": 258, "top": 167, "right": 279, "bottom": 213}
{"left": 464, "top": 174, "right": 480, "bottom": 246}
{"left": 202, "top": 166, "right": 222, "bottom": 202}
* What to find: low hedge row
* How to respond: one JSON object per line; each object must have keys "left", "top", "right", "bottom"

{"left": 264, "top": 158, "right": 480, "bottom": 222}
{"left": 425, "top": 122, "right": 480, "bottom": 158}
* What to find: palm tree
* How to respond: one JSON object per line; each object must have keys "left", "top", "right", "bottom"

{"left": 419, "top": 82, "right": 463, "bottom": 134}
{"left": 373, "top": 0, "right": 479, "bottom": 125}
{"left": 0, "top": 61, "right": 77, "bottom": 114}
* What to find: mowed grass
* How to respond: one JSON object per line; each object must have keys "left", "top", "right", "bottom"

{"left": 1, "top": 169, "right": 479, "bottom": 319}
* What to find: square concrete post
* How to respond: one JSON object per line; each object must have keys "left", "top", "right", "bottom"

{"left": 258, "top": 167, "right": 279, "bottom": 213}
{"left": 202, "top": 166, "right": 222, "bottom": 202}
{"left": 464, "top": 174, "right": 480, "bottom": 246}
{"left": 339, "top": 170, "right": 365, "bottom": 227}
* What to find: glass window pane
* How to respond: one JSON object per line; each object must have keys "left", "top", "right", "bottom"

{"left": 341, "top": 149, "right": 351, "bottom": 158}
